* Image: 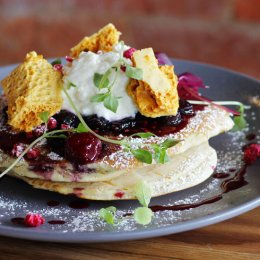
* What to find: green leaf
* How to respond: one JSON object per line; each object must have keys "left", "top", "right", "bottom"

{"left": 67, "top": 80, "right": 77, "bottom": 89}
{"left": 134, "top": 180, "right": 152, "bottom": 207}
{"left": 90, "top": 93, "right": 108, "bottom": 103}
{"left": 131, "top": 149, "right": 152, "bottom": 164}
{"left": 134, "top": 207, "right": 153, "bottom": 225}
{"left": 154, "top": 148, "right": 169, "bottom": 164}
{"left": 76, "top": 123, "right": 89, "bottom": 133}
{"left": 99, "top": 207, "right": 116, "bottom": 225}
{"left": 125, "top": 65, "right": 143, "bottom": 80}
{"left": 151, "top": 139, "right": 179, "bottom": 164}
{"left": 131, "top": 132, "right": 156, "bottom": 138}
{"left": 232, "top": 105, "right": 247, "bottom": 131}
{"left": 161, "top": 138, "right": 180, "bottom": 149}
{"left": 51, "top": 59, "right": 61, "bottom": 66}
{"left": 38, "top": 111, "right": 49, "bottom": 123}
{"left": 93, "top": 73, "right": 110, "bottom": 89}
{"left": 104, "top": 94, "right": 119, "bottom": 113}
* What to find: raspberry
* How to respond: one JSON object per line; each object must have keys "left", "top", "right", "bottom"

{"left": 24, "top": 213, "right": 45, "bottom": 227}
{"left": 26, "top": 148, "right": 40, "bottom": 159}
{"left": 123, "top": 47, "right": 137, "bottom": 59}
{"left": 65, "top": 56, "right": 73, "bottom": 62}
{"left": 11, "top": 143, "right": 26, "bottom": 157}
{"left": 244, "top": 144, "right": 260, "bottom": 164}
{"left": 53, "top": 64, "right": 63, "bottom": 72}
{"left": 47, "top": 117, "right": 57, "bottom": 129}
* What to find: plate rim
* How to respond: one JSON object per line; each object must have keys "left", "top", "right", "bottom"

{"left": 0, "top": 59, "right": 259, "bottom": 242}
{"left": 0, "top": 196, "right": 259, "bottom": 243}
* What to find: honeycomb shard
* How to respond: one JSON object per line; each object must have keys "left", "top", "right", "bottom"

{"left": 1, "top": 51, "right": 63, "bottom": 132}
{"left": 70, "top": 23, "right": 121, "bottom": 58}
{"left": 127, "top": 48, "right": 179, "bottom": 118}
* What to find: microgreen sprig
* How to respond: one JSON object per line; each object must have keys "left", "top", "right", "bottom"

{"left": 232, "top": 103, "right": 248, "bottom": 131}
{"left": 99, "top": 206, "right": 117, "bottom": 225}
{"left": 91, "top": 68, "right": 121, "bottom": 113}
{"left": 133, "top": 180, "right": 153, "bottom": 225}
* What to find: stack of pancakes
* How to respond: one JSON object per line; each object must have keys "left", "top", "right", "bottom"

{"left": 0, "top": 103, "right": 233, "bottom": 200}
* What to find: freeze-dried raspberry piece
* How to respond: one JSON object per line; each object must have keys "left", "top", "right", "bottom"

{"left": 123, "top": 47, "right": 136, "bottom": 59}
{"left": 11, "top": 143, "right": 26, "bottom": 157}
{"left": 53, "top": 64, "right": 63, "bottom": 72}
{"left": 243, "top": 144, "right": 260, "bottom": 164}
{"left": 33, "top": 124, "right": 46, "bottom": 137}
{"left": 24, "top": 213, "right": 45, "bottom": 227}
{"left": 65, "top": 56, "right": 73, "bottom": 63}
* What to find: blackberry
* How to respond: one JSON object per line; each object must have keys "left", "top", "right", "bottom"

{"left": 83, "top": 115, "right": 109, "bottom": 131}
{"left": 179, "top": 99, "right": 194, "bottom": 116}
{"left": 110, "top": 117, "right": 137, "bottom": 133}
{"left": 53, "top": 110, "right": 80, "bottom": 129}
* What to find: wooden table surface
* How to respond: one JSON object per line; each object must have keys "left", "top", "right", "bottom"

{"left": 0, "top": 207, "right": 259, "bottom": 260}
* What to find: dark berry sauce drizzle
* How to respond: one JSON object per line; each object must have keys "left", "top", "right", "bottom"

{"left": 48, "top": 220, "right": 66, "bottom": 225}
{"left": 212, "top": 173, "right": 230, "bottom": 179}
{"left": 246, "top": 133, "right": 256, "bottom": 141}
{"left": 11, "top": 217, "right": 24, "bottom": 225}
{"left": 149, "top": 164, "right": 250, "bottom": 213}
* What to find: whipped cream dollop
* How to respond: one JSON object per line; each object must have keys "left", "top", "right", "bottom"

{"left": 62, "top": 44, "right": 138, "bottom": 121}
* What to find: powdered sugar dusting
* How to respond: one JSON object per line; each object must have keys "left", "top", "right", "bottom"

{"left": 47, "top": 152, "right": 64, "bottom": 161}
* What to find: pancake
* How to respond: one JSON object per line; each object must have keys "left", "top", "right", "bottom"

{"left": 0, "top": 105, "right": 234, "bottom": 183}
{"left": 10, "top": 142, "right": 217, "bottom": 200}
